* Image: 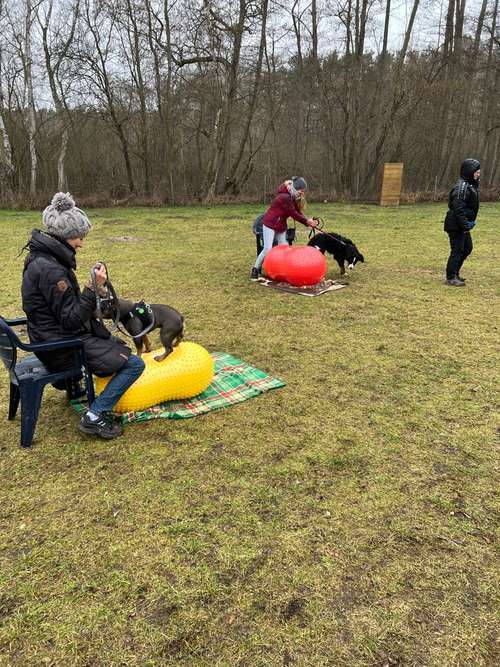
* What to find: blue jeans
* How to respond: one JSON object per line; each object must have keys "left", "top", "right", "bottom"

{"left": 89, "top": 354, "right": 145, "bottom": 414}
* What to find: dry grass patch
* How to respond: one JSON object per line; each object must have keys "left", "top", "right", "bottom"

{"left": 0, "top": 203, "right": 498, "bottom": 666}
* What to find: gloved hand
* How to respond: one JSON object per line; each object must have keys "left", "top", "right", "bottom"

{"left": 466, "top": 220, "right": 477, "bottom": 230}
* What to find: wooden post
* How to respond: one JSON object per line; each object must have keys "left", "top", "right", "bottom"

{"left": 380, "top": 163, "right": 404, "bottom": 206}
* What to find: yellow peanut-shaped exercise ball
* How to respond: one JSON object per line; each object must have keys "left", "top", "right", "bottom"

{"left": 94, "top": 341, "right": 214, "bottom": 413}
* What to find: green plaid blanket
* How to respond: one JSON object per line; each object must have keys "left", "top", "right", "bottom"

{"left": 70, "top": 352, "right": 285, "bottom": 424}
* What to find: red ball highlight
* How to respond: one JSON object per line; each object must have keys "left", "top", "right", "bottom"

{"left": 285, "top": 246, "right": 326, "bottom": 286}
{"left": 263, "top": 245, "right": 293, "bottom": 281}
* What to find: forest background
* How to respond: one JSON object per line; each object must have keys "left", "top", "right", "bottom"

{"left": 0, "top": 0, "right": 499, "bottom": 207}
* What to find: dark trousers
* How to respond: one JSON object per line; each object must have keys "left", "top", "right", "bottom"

{"left": 446, "top": 231, "right": 473, "bottom": 279}
{"left": 255, "top": 233, "right": 279, "bottom": 258}
{"left": 256, "top": 233, "right": 264, "bottom": 257}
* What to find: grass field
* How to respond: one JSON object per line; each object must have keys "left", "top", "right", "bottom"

{"left": 0, "top": 202, "right": 498, "bottom": 666}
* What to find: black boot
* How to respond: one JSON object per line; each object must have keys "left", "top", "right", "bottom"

{"left": 250, "top": 267, "right": 260, "bottom": 280}
{"left": 78, "top": 412, "right": 123, "bottom": 439}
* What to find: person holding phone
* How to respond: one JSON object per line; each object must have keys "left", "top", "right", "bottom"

{"left": 21, "top": 192, "right": 145, "bottom": 439}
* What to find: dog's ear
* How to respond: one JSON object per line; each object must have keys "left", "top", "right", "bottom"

{"left": 359, "top": 253, "right": 365, "bottom": 263}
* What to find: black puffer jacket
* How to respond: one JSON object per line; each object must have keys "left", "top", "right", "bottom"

{"left": 444, "top": 159, "right": 480, "bottom": 233}
{"left": 21, "top": 230, "right": 130, "bottom": 375}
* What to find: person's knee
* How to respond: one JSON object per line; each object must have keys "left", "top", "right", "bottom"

{"left": 127, "top": 354, "right": 145, "bottom": 378}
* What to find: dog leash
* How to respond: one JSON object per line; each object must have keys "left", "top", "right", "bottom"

{"left": 90, "top": 263, "right": 154, "bottom": 339}
{"left": 308, "top": 218, "right": 349, "bottom": 247}
{"left": 91, "top": 261, "right": 121, "bottom": 333}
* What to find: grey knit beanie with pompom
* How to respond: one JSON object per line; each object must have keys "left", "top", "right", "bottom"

{"left": 42, "top": 192, "right": 91, "bottom": 239}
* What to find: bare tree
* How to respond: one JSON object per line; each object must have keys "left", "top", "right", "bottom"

{"left": 224, "top": 0, "right": 270, "bottom": 195}
{"left": 0, "top": 0, "right": 499, "bottom": 204}
{"left": 38, "top": 0, "right": 79, "bottom": 191}
{"left": 78, "top": 0, "right": 136, "bottom": 194}
{"left": 0, "top": 0, "right": 15, "bottom": 187}
{"left": 201, "top": 0, "right": 253, "bottom": 201}
{"left": 22, "top": 0, "right": 38, "bottom": 196}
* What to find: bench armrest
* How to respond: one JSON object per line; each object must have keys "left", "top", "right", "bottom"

{"left": 4, "top": 317, "right": 27, "bottom": 326}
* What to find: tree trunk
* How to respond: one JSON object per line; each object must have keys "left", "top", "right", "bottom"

{"left": 0, "top": 66, "right": 14, "bottom": 182}
{"left": 381, "top": 0, "right": 391, "bottom": 60}
{"left": 453, "top": 0, "right": 467, "bottom": 64}
{"left": 82, "top": 0, "right": 135, "bottom": 194}
{"left": 125, "top": 0, "right": 150, "bottom": 195}
{"left": 472, "top": 0, "right": 489, "bottom": 62}
{"left": 39, "top": 0, "right": 79, "bottom": 191}
{"left": 311, "top": 0, "right": 318, "bottom": 64}
{"left": 24, "top": 0, "right": 37, "bottom": 197}
{"left": 203, "top": 0, "right": 247, "bottom": 201}
{"left": 57, "top": 128, "right": 68, "bottom": 191}
{"left": 224, "top": 0, "right": 269, "bottom": 195}
{"left": 360, "top": 0, "right": 421, "bottom": 194}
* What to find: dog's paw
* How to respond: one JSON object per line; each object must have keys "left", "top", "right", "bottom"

{"left": 154, "top": 352, "right": 171, "bottom": 362}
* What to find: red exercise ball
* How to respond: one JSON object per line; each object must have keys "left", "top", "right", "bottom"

{"left": 285, "top": 246, "right": 326, "bottom": 286}
{"left": 263, "top": 245, "right": 293, "bottom": 281}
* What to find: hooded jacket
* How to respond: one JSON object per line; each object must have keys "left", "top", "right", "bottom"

{"left": 444, "top": 159, "right": 480, "bottom": 233}
{"left": 262, "top": 183, "right": 308, "bottom": 233}
{"left": 21, "top": 230, "right": 130, "bottom": 375}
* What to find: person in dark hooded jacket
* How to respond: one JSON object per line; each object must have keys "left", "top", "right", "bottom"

{"left": 250, "top": 177, "right": 318, "bottom": 279}
{"left": 444, "top": 159, "right": 480, "bottom": 286}
{"left": 21, "top": 192, "right": 145, "bottom": 439}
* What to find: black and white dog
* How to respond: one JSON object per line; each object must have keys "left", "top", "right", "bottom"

{"left": 308, "top": 232, "right": 365, "bottom": 275}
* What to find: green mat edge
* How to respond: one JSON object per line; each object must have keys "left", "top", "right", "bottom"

{"left": 70, "top": 351, "right": 286, "bottom": 424}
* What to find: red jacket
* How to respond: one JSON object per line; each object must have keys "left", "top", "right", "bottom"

{"left": 262, "top": 183, "right": 308, "bottom": 233}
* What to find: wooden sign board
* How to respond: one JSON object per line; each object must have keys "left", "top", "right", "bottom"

{"left": 380, "top": 163, "right": 404, "bottom": 206}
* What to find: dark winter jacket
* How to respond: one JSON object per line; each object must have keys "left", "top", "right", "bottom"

{"left": 444, "top": 160, "right": 480, "bottom": 233}
{"left": 253, "top": 213, "right": 265, "bottom": 236}
{"left": 262, "top": 183, "right": 309, "bottom": 233}
{"left": 21, "top": 230, "right": 131, "bottom": 376}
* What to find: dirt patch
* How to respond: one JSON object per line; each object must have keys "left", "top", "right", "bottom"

{"left": 159, "top": 632, "right": 198, "bottom": 658}
{"left": 109, "top": 236, "right": 141, "bottom": 242}
{"left": 0, "top": 594, "right": 20, "bottom": 617}
{"left": 281, "top": 596, "right": 306, "bottom": 621}
{"left": 147, "top": 601, "right": 179, "bottom": 626}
